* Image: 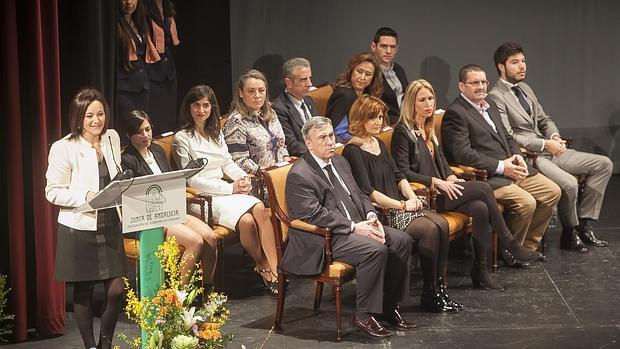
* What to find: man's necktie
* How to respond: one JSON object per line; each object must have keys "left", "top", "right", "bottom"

{"left": 324, "top": 164, "right": 362, "bottom": 222}
{"left": 300, "top": 100, "right": 312, "bottom": 123}
{"left": 512, "top": 85, "right": 532, "bottom": 116}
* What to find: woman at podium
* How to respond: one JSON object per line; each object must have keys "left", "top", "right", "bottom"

{"left": 45, "top": 88, "right": 127, "bottom": 349}
{"left": 121, "top": 110, "right": 218, "bottom": 286}
{"left": 173, "top": 85, "right": 281, "bottom": 295}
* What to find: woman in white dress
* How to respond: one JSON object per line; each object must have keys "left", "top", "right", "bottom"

{"left": 172, "top": 85, "right": 280, "bottom": 294}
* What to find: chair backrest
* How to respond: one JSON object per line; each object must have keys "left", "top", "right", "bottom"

{"left": 433, "top": 110, "right": 446, "bottom": 145}
{"left": 377, "top": 127, "right": 394, "bottom": 156}
{"left": 262, "top": 163, "right": 294, "bottom": 262}
{"left": 153, "top": 134, "right": 179, "bottom": 169}
{"left": 307, "top": 84, "right": 334, "bottom": 116}
{"left": 219, "top": 114, "right": 228, "bottom": 130}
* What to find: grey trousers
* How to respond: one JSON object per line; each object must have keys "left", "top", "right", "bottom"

{"left": 536, "top": 148, "right": 613, "bottom": 227}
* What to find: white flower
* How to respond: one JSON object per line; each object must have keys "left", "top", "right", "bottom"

{"left": 170, "top": 334, "right": 198, "bottom": 349}
{"left": 181, "top": 307, "right": 204, "bottom": 331}
{"left": 176, "top": 289, "right": 189, "bottom": 304}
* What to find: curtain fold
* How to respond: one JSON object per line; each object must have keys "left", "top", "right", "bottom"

{"left": 1, "top": 0, "right": 64, "bottom": 341}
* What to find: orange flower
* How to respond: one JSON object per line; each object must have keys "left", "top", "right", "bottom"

{"left": 157, "top": 306, "right": 168, "bottom": 315}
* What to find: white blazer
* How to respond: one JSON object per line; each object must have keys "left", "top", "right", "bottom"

{"left": 45, "top": 129, "right": 122, "bottom": 230}
{"left": 172, "top": 129, "right": 247, "bottom": 195}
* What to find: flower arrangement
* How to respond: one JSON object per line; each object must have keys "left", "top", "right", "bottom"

{"left": 0, "top": 274, "right": 15, "bottom": 343}
{"left": 118, "top": 237, "right": 232, "bottom": 349}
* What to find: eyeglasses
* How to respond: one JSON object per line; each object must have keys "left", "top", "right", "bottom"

{"left": 464, "top": 80, "right": 488, "bottom": 86}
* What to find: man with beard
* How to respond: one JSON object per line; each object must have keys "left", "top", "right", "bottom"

{"left": 488, "top": 42, "right": 612, "bottom": 252}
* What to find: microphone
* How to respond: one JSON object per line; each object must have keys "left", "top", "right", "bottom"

{"left": 108, "top": 135, "right": 135, "bottom": 181}
{"left": 172, "top": 140, "right": 208, "bottom": 170}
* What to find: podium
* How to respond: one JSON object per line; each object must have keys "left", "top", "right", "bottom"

{"left": 75, "top": 168, "right": 198, "bottom": 346}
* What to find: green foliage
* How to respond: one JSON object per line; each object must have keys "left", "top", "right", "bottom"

{"left": 0, "top": 274, "right": 15, "bottom": 343}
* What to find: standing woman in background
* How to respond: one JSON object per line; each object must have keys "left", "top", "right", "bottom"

{"left": 116, "top": 0, "right": 159, "bottom": 142}
{"left": 45, "top": 89, "right": 127, "bottom": 349}
{"left": 145, "top": 0, "right": 180, "bottom": 134}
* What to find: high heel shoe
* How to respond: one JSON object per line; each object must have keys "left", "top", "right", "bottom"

{"left": 254, "top": 267, "right": 279, "bottom": 296}
{"left": 472, "top": 239, "right": 504, "bottom": 292}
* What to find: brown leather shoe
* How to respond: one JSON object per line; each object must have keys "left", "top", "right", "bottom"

{"left": 380, "top": 308, "right": 417, "bottom": 331}
{"left": 350, "top": 314, "right": 392, "bottom": 338}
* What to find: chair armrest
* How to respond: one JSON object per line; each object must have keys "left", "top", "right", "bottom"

{"left": 185, "top": 187, "right": 214, "bottom": 228}
{"left": 455, "top": 165, "right": 488, "bottom": 181}
{"left": 290, "top": 219, "right": 330, "bottom": 237}
{"left": 450, "top": 166, "right": 476, "bottom": 181}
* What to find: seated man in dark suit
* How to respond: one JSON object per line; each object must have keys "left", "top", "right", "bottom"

{"left": 488, "top": 42, "right": 612, "bottom": 250}
{"left": 280, "top": 116, "right": 415, "bottom": 338}
{"left": 441, "top": 64, "right": 561, "bottom": 263}
{"left": 272, "top": 57, "right": 319, "bottom": 156}
{"left": 370, "top": 27, "right": 408, "bottom": 125}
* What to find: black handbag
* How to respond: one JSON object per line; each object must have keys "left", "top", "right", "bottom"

{"left": 377, "top": 208, "right": 426, "bottom": 231}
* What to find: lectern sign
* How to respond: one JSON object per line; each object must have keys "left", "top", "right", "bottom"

{"left": 122, "top": 177, "right": 186, "bottom": 233}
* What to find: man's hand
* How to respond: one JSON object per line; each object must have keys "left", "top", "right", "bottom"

{"left": 354, "top": 219, "right": 385, "bottom": 244}
{"left": 503, "top": 155, "right": 528, "bottom": 181}
{"left": 545, "top": 138, "right": 566, "bottom": 156}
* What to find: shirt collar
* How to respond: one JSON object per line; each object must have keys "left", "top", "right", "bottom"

{"left": 310, "top": 151, "right": 332, "bottom": 170}
{"left": 285, "top": 91, "right": 304, "bottom": 107}
{"left": 461, "top": 93, "right": 490, "bottom": 113}
{"left": 380, "top": 62, "right": 395, "bottom": 73}
{"left": 499, "top": 78, "right": 518, "bottom": 89}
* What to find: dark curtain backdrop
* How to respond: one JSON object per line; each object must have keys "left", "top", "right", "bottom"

{"left": 230, "top": 0, "right": 620, "bottom": 171}
{"left": 0, "top": 0, "right": 65, "bottom": 341}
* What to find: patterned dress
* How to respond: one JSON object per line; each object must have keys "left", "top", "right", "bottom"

{"left": 222, "top": 109, "right": 289, "bottom": 175}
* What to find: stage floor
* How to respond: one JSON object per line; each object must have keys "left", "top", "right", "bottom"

{"left": 10, "top": 177, "right": 620, "bottom": 349}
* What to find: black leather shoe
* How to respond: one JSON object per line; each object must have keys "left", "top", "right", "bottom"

{"left": 380, "top": 308, "right": 417, "bottom": 331}
{"left": 421, "top": 282, "right": 459, "bottom": 313}
{"left": 577, "top": 227, "right": 609, "bottom": 247}
{"left": 560, "top": 229, "right": 589, "bottom": 253}
{"left": 532, "top": 252, "right": 548, "bottom": 262}
{"left": 350, "top": 314, "right": 392, "bottom": 338}
{"left": 506, "top": 240, "right": 539, "bottom": 263}
{"left": 500, "top": 248, "right": 531, "bottom": 268}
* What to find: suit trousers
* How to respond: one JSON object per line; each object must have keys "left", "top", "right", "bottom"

{"left": 493, "top": 173, "right": 561, "bottom": 250}
{"left": 331, "top": 227, "right": 411, "bottom": 315}
{"left": 536, "top": 149, "right": 613, "bottom": 227}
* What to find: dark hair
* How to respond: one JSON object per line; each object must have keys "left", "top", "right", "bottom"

{"left": 493, "top": 42, "right": 524, "bottom": 75}
{"left": 178, "top": 85, "right": 222, "bottom": 145}
{"left": 458, "top": 64, "right": 485, "bottom": 83}
{"left": 68, "top": 88, "right": 110, "bottom": 141}
{"left": 333, "top": 52, "right": 383, "bottom": 97}
{"left": 117, "top": 0, "right": 150, "bottom": 72}
{"left": 126, "top": 110, "right": 152, "bottom": 137}
{"left": 373, "top": 27, "right": 398, "bottom": 43}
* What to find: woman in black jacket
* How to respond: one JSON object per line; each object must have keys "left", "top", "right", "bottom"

{"left": 121, "top": 110, "right": 217, "bottom": 286}
{"left": 391, "top": 79, "right": 539, "bottom": 291}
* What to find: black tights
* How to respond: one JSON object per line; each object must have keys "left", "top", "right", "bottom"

{"left": 405, "top": 209, "right": 449, "bottom": 283}
{"left": 73, "top": 277, "right": 126, "bottom": 349}
{"left": 436, "top": 180, "right": 514, "bottom": 249}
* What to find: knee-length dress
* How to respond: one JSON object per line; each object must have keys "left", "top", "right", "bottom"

{"left": 173, "top": 129, "right": 260, "bottom": 229}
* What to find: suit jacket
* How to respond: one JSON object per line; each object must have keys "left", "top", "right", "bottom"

{"left": 441, "top": 95, "right": 537, "bottom": 189}
{"left": 325, "top": 86, "right": 358, "bottom": 128}
{"left": 121, "top": 142, "right": 172, "bottom": 176}
{"left": 488, "top": 80, "right": 560, "bottom": 152}
{"left": 381, "top": 62, "right": 408, "bottom": 125}
{"left": 45, "top": 129, "right": 122, "bottom": 231}
{"left": 391, "top": 122, "right": 453, "bottom": 187}
{"left": 272, "top": 92, "right": 318, "bottom": 156}
{"left": 280, "top": 152, "right": 376, "bottom": 276}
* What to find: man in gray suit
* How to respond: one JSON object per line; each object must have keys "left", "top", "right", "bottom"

{"left": 280, "top": 116, "right": 415, "bottom": 338}
{"left": 272, "top": 57, "right": 319, "bottom": 156}
{"left": 488, "top": 42, "right": 612, "bottom": 251}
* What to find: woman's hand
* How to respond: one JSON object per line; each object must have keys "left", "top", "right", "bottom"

{"left": 85, "top": 191, "right": 96, "bottom": 201}
{"left": 233, "top": 176, "right": 252, "bottom": 194}
{"left": 404, "top": 198, "right": 422, "bottom": 211}
{"left": 446, "top": 174, "right": 465, "bottom": 183}
{"left": 434, "top": 177, "right": 464, "bottom": 200}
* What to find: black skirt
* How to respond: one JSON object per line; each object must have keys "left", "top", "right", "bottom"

{"left": 54, "top": 221, "right": 128, "bottom": 282}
